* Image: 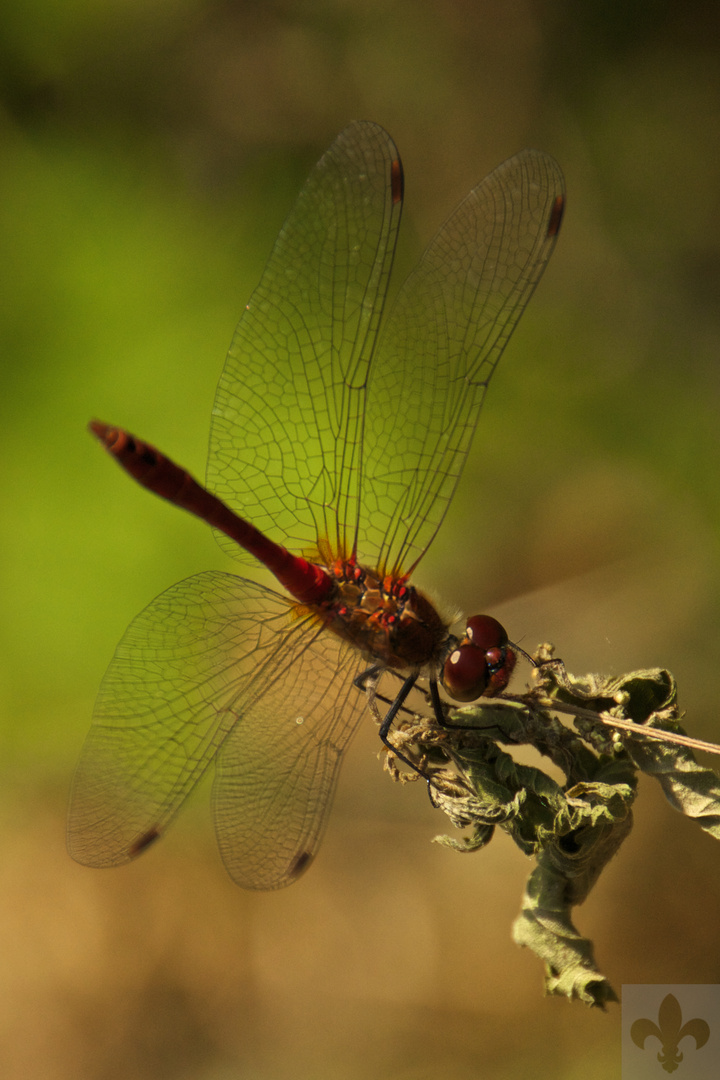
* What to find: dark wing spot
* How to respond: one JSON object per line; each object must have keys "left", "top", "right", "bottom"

{"left": 391, "top": 157, "right": 404, "bottom": 205}
{"left": 288, "top": 850, "right": 314, "bottom": 880}
{"left": 128, "top": 827, "right": 161, "bottom": 857}
{"left": 547, "top": 194, "right": 565, "bottom": 238}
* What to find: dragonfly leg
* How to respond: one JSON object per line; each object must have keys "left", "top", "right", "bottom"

{"left": 354, "top": 664, "right": 383, "bottom": 692}
{"left": 357, "top": 665, "right": 466, "bottom": 783}
{"left": 428, "top": 677, "right": 445, "bottom": 723}
{"left": 356, "top": 665, "right": 431, "bottom": 777}
{"left": 376, "top": 672, "right": 430, "bottom": 777}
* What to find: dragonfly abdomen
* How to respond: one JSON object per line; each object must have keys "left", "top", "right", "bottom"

{"left": 89, "top": 422, "right": 334, "bottom": 606}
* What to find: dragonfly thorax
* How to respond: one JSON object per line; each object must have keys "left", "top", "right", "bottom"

{"left": 324, "top": 560, "right": 450, "bottom": 671}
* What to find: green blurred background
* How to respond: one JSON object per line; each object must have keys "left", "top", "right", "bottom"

{"left": 2, "top": 1, "right": 720, "bottom": 1077}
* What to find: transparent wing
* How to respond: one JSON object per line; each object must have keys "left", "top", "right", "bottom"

{"left": 207, "top": 120, "right": 403, "bottom": 564}
{"left": 68, "top": 571, "right": 366, "bottom": 887}
{"left": 213, "top": 621, "right": 368, "bottom": 890}
{"left": 360, "top": 149, "right": 565, "bottom": 576}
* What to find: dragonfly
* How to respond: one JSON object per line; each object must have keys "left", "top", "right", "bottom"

{"left": 68, "top": 121, "right": 565, "bottom": 890}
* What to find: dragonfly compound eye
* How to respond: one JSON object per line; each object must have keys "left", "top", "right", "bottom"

{"left": 465, "top": 614, "right": 508, "bottom": 652}
{"left": 441, "top": 614, "right": 515, "bottom": 701}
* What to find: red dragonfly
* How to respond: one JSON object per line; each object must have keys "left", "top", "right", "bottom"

{"left": 68, "top": 122, "right": 565, "bottom": 889}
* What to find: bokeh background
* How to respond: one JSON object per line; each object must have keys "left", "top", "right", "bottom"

{"left": 2, "top": 1, "right": 720, "bottom": 1077}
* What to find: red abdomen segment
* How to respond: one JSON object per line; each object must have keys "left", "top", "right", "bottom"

{"left": 90, "top": 422, "right": 334, "bottom": 606}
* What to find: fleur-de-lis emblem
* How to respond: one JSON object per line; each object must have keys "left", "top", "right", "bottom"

{"left": 630, "top": 993, "right": 710, "bottom": 1073}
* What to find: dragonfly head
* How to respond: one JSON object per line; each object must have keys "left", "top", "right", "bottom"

{"left": 441, "top": 614, "right": 516, "bottom": 701}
